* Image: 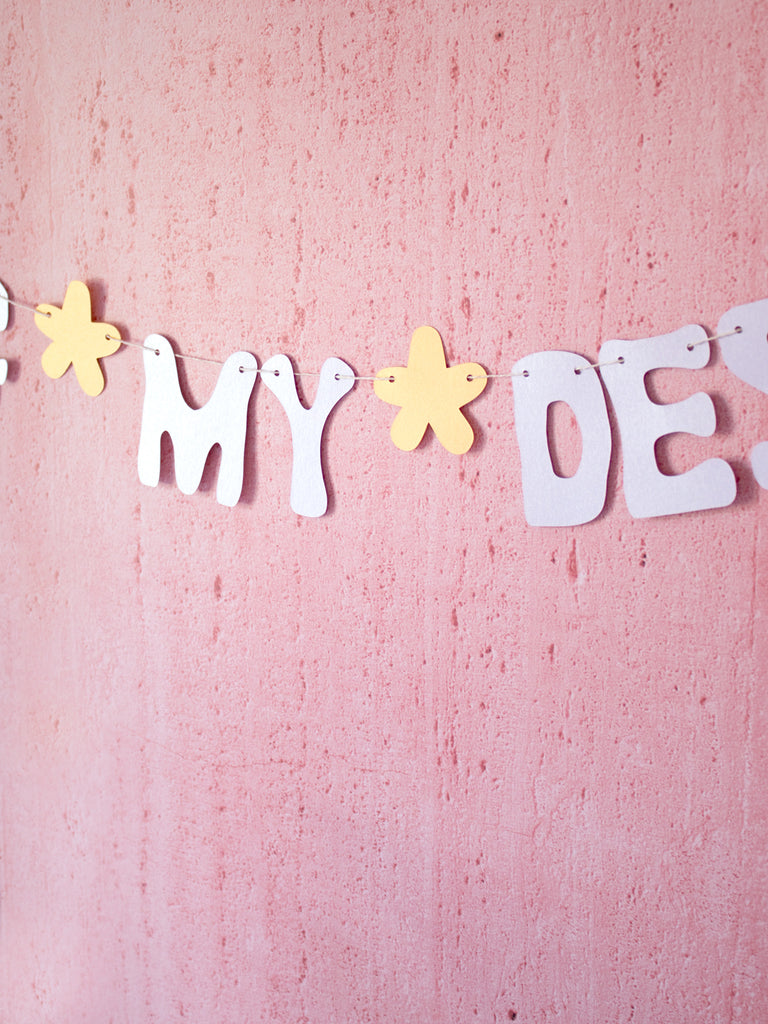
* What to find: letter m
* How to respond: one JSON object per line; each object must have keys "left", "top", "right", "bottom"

{"left": 137, "top": 334, "right": 257, "bottom": 507}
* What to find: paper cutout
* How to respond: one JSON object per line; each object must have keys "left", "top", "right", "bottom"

{"left": 0, "top": 281, "right": 7, "bottom": 383}
{"left": 750, "top": 442, "right": 768, "bottom": 488}
{"left": 512, "top": 351, "right": 612, "bottom": 526}
{"left": 599, "top": 327, "right": 736, "bottom": 518}
{"left": 374, "top": 325, "right": 487, "bottom": 454}
{"left": 260, "top": 354, "right": 354, "bottom": 517}
{"left": 137, "top": 334, "right": 257, "bottom": 507}
{"left": 717, "top": 298, "right": 768, "bottom": 489}
{"left": 0, "top": 279, "right": 8, "bottom": 332}
{"left": 34, "top": 280, "right": 121, "bottom": 397}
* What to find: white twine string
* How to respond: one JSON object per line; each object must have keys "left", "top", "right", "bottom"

{"left": 687, "top": 326, "right": 743, "bottom": 349}
{"left": 574, "top": 356, "right": 625, "bottom": 375}
{"left": 6, "top": 296, "right": 51, "bottom": 317}
{"left": 0, "top": 290, "right": 748, "bottom": 381}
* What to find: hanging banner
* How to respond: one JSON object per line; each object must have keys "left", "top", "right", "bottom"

{"left": 0, "top": 277, "right": 764, "bottom": 523}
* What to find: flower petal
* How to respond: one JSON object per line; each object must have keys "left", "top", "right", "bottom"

{"left": 390, "top": 404, "right": 430, "bottom": 452}
{"left": 429, "top": 406, "right": 476, "bottom": 455}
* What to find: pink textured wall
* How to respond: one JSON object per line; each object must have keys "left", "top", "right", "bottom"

{"left": 1, "top": 1, "right": 767, "bottom": 1021}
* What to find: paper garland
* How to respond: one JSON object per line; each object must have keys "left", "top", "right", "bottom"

{"left": 0, "top": 277, "right": 766, "bottom": 523}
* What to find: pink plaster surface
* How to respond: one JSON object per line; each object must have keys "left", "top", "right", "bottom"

{"left": 1, "top": 1, "right": 768, "bottom": 1021}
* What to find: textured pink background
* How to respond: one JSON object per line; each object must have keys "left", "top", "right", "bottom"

{"left": 1, "top": 1, "right": 767, "bottom": 1021}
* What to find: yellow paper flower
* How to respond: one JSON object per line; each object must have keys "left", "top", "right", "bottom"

{"left": 374, "top": 325, "right": 487, "bottom": 454}
{"left": 35, "top": 280, "right": 121, "bottom": 397}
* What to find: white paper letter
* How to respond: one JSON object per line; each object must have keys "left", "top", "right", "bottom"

{"left": 138, "top": 334, "right": 258, "bottom": 506}
{"left": 599, "top": 327, "right": 736, "bottom": 518}
{"left": 0, "top": 280, "right": 8, "bottom": 383}
{"left": 0, "top": 280, "right": 8, "bottom": 332}
{"left": 511, "top": 350, "right": 612, "bottom": 526}
{"left": 260, "top": 354, "right": 354, "bottom": 517}
{"left": 717, "top": 298, "right": 768, "bottom": 488}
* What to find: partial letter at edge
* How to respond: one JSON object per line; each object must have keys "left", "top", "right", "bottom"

{"left": 717, "top": 298, "right": 768, "bottom": 489}
{"left": 0, "top": 280, "right": 8, "bottom": 384}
